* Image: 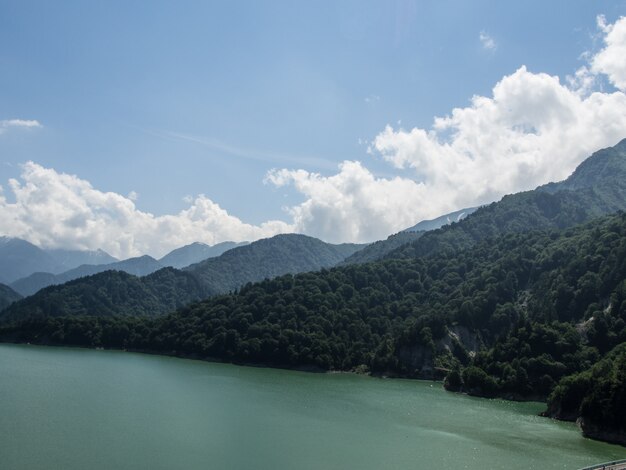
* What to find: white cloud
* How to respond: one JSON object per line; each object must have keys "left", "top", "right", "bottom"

{"left": 365, "top": 94, "right": 380, "bottom": 103}
{"left": 479, "top": 31, "right": 497, "bottom": 51}
{"left": 591, "top": 15, "right": 626, "bottom": 91}
{"left": 265, "top": 16, "right": 626, "bottom": 243}
{"left": 372, "top": 66, "right": 626, "bottom": 205}
{"left": 266, "top": 162, "right": 428, "bottom": 243}
{"left": 4, "top": 16, "right": 626, "bottom": 253}
{"left": 0, "top": 162, "right": 293, "bottom": 258}
{"left": 0, "top": 119, "right": 42, "bottom": 134}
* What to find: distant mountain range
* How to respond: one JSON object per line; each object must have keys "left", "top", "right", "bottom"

{"left": 0, "top": 237, "right": 117, "bottom": 284}
{"left": 159, "top": 241, "right": 248, "bottom": 269}
{"left": 3, "top": 138, "right": 626, "bottom": 446}
{"left": 7, "top": 240, "right": 249, "bottom": 296}
{"left": 6, "top": 139, "right": 626, "bottom": 314}
{"left": 11, "top": 255, "right": 164, "bottom": 296}
{"left": 1, "top": 234, "right": 366, "bottom": 320}
{"left": 1, "top": 268, "right": 208, "bottom": 321}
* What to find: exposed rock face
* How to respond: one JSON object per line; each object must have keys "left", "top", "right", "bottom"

{"left": 397, "top": 325, "right": 482, "bottom": 379}
{"left": 441, "top": 325, "right": 481, "bottom": 356}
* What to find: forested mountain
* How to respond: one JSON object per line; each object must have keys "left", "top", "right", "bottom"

{"left": 159, "top": 241, "right": 248, "bottom": 269}
{"left": 1, "top": 268, "right": 207, "bottom": 321}
{"left": 404, "top": 207, "right": 478, "bottom": 232}
{"left": 0, "top": 237, "right": 117, "bottom": 284}
{"left": 3, "top": 211, "right": 625, "bottom": 442}
{"left": 11, "top": 255, "right": 163, "bottom": 296}
{"left": 3, "top": 234, "right": 365, "bottom": 319}
{"left": 337, "top": 141, "right": 626, "bottom": 269}
{"left": 0, "top": 238, "right": 59, "bottom": 283}
{"left": 2, "top": 140, "right": 626, "bottom": 444}
{"left": 0, "top": 284, "right": 22, "bottom": 311}
{"left": 184, "top": 234, "right": 365, "bottom": 295}
{"left": 384, "top": 139, "right": 626, "bottom": 262}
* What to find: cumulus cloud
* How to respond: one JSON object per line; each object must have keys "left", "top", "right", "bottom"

{"left": 266, "top": 16, "right": 626, "bottom": 243}
{"left": 372, "top": 66, "right": 626, "bottom": 207}
{"left": 0, "top": 119, "right": 42, "bottom": 134}
{"left": 5, "top": 16, "right": 626, "bottom": 252}
{"left": 479, "top": 31, "right": 497, "bottom": 51}
{"left": 591, "top": 15, "right": 626, "bottom": 92}
{"left": 266, "top": 162, "right": 428, "bottom": 243}
{"left": 0, "top": 162, "right": 293, "bottom": 258}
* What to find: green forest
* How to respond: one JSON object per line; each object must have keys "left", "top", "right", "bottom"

{"left": 2, "top": 212, "right": 625, "bottom": 442}
{"left": 2, "top": 140, "right": 626, "bottom": 444}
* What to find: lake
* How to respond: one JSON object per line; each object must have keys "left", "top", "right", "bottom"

{"left": 1, "top": 344, "right": 625, "bottom": 470}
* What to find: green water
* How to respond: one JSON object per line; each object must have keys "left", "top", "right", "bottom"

{"left": 1, "top": 344, "right": 625, "bottom": 470}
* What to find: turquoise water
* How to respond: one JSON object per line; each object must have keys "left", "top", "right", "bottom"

{"left": 1, "top": 344, "right": 625, "bottom": 470}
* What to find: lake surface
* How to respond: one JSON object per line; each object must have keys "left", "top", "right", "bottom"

{"left": 1, "top": 344, "right": 625, "bottom": 470}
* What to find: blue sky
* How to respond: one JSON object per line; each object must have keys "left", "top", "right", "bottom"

{"left": 1, "top": 1, "right": 626, "bottom": 257}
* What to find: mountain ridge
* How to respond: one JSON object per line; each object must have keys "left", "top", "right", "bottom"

{"left": 2, "top": 139, "right": 626, "bottom": 445}
{"left": 11, "top": 255, "right": 164, "bottom": 296}
{"left": 159, "top": 241, "right": 248, "bottom": 269}
{"left": 2, "top": 233, "right": 367, "bottom": 320}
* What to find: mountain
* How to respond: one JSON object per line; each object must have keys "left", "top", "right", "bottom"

{"left": 159, "top": 241, "right": 248, "bottom": 269}
{"left": 3, "top": 140, "right": 626, "bottom": 444}
{"left": 541, "top": 138, "right": 626, "bottom": 199}
{"left": 383, "top": 139, "right": 626, "bottom": 261}
{"left": 184, "top": 234, "right": 365, "bottom": 295}
{"left": 340, "top": 208, "right": 478, "bottom": 267}
{"left": 46, "top": 248, "right": 117, "bottom": 272}
{"left": 11, "top": 255, "right": 163, "bottom": 296}
{"left": 0, "top": 284, "right": 22, "bottom": 311}
{"left": 0, "top": 238, "right": 59, "bottom": 283}
{"left": 0, "top": 237, "right": 118, "bottom": 284}
{"left": 404, "top": 207, "right": 478, "bottom": 232}
{"left": 0, "top": 268, "right": 207, "bottom": 321}
{"left": 2, "top": 234, "right": 365, "bottom": 321}
{"left": 5, "top": 211, "right": 625, "bottom": 442}
{"left": 339, "top": 139, "right": 626, "bottom": 268}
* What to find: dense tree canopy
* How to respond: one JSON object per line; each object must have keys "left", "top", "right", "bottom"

{"left": 2, "top": 140, "right": 626, "bottom": 444}
{"left": 3, "top": 214, "right": 625, "bottom": 414}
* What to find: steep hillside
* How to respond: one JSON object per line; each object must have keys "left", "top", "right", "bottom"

{"left": 185, "top": 234, "right": 365, "bottom": 295}
{"left": 385, "top": 139, "right": 626, "bottom": 261}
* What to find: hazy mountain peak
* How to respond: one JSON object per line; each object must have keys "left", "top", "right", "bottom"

{"left": 404, "top": 207, "right": 479, "bottom": 233}
{"left": 159, "top": 241, "right": 249, "bottom": 269}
